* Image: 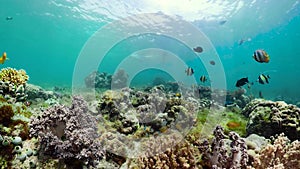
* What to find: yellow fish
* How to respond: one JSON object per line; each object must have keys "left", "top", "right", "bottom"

{"left": 0, "top": 52, "right": 8, "bottom": 64}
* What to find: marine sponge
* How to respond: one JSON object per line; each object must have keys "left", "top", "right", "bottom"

{"left": 29, "top": 96, "right": 104, "bottom": 168}
{"left": 0, "top": 67, "right": 29, "bottom": 86}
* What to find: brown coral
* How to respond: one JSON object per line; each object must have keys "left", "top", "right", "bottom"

{"left": 136, "top": 139, "right": 198, "bottom": 169}
{"left": 0, "top": 104, "right": 14, "bottom": 126}
{"left": 242, "top": 99, "right": 300, "bottom": 141}
{"left": 249, "top": 133, "right": 300, "bottom": 169}
{"left": 0, "top": 67, "right": 29, "bottom": 86}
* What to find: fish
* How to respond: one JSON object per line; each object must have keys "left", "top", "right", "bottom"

{"left": 185, "top": 67, "right": 194, "bottom": 76}
{"left": 175, "top": 93, "right": 181, "bottom": 97}
{"left": 193, "top": 46, "right": 203, "bottom": 53}
{"left": 238, "top": 39, "right": 245, "bottom": 45}
{"left": 6, "top": 16, "right": 13, "bottom": 20}
{"left": 219, "top": 20, "right": 227, "bottom": 25}
{"left": 258, "top": 74, "right": 270, "bottom": 84}
{"left": 0, "top": 52, "right": 8, "bottom": 64}
{"left": 259, "top": 91, "right": 263, "bottom": 98}
{"left": 235, "top": 77, "right": 249, "bottom": 87}
{"left": 209, "top": 60, "right": 215, "bottom": 65}
{"left": 200, "top": 75, "right": 207, "bottom": 83}
{"left": 253, "top": 49, "right": 270, "bottom": 63}
{"left": 226, "top": 121, "right": 241, "bottom": 129}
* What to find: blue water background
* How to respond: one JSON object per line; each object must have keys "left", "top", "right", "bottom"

{"left": 0, "top": 0, "right": 300, "bottom": 101}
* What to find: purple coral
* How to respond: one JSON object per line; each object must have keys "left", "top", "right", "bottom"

{"left": 199, "top": 126, "right": 249, "bottom": 169}
{"left": 29, "top": 96, "right": 104, "bottom": 168}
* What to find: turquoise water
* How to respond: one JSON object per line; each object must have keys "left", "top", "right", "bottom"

{"left": 1, "top": 0, "right": 300, "bottom": 101}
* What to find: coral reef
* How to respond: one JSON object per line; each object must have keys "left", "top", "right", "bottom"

{"left": 25, "top": 84, "right": 57, "bottom": 101}
{"left": 97, "top": 87, "right": 198, "bottom": 135}
{"left": 0, "top": 80, "right": 27, "bottom": 102}
{"left": 0, "top": 67, "right": 29, "bottom": 102}
{"left": 248, "top": 133, "right": 300, "bottom": 169}
{"left": 0, "top": 100, "right": 32, "bottom": 168}
{"left": 242, "top": 99, "right": 300, "bottom": 140}
{"left": 134, "top": 139, "right": 198, "bottom": 169}
{"left": 0, "top": 67, "right": 29, "bottom": 86}
{"left": 111, "top": 69, "right": 128, "bottom": 89}
{"left": 29, "top": 96, "right": 104, "bottom": 168}
{"left": 85, "top": 70, "right": 129, "bottom": 90}
{"left": 85, "top": 71, "right": 112, "bottom": 89}
{"left": 197, "top": 125, "right": 249, "bottom": 169}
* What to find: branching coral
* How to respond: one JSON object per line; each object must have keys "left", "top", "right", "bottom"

{"left": 29, "top": 96, "right": 104, "bottom": 168}
{"left": 0, "top": 67, "right": 29, "bottom": 86}
{"left": 136, "top": 140, "right": 198, "bottom": 169}
{"left": 123, "top": 131, "right": 199, "bottom": 169}
{"left": 248, "top": 133, "right": 300, "bottom": 169}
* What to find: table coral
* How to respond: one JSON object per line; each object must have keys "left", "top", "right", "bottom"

{"left": 29, "top": 96, "right": 104, "bottom": 168}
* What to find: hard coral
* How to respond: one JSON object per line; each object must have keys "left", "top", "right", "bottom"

{"left": 29, "top": 96, "right": 104, "bottom": 168}
{"left": 242, "top": 99, "right": 300, "bottom": 140}
{"left": 0, "top": 67, "right": 29, "bottom": 86}
{"left": 249, "top": 133, "right": 300, "bottom": 169}
{"left": 137, "top": 140, "right": 198, "bottom": 169}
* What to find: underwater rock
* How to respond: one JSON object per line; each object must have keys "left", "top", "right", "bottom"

{"left": 25, "top": 84, "right": 57, "bottom": 101}
{"left": 29, "top": 96, "right": 104, "bottom": 168}
{"left": 242, "top": 99, "right": 300, "bottom": 141}
{"left": 85, "top": 71, "right": 112, "bottom": 89}
{"left": 244, "top": 134, "right": 269, "bottom": 163}
{"left": 198, "top": 125, "right": 249, "bottom": 169}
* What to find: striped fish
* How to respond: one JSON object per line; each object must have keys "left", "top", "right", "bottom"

{"left": 253, "top": 49, "right": 270, "bottom": 63}
{"left": 200, "top": 75, "right": 207, "bottom": 82}
{"left": 185, "top": 67, "right": 194, "bottom": 76}
{"left": 258, "top": 74, "right": 270, "bottom": 84}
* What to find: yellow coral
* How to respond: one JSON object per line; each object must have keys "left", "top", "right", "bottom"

{"left": 0, "top": 67, "right": 29, "bottom": 85}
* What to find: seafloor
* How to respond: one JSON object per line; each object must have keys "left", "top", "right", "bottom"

{"left": 0, "top": 67, "right": 299, "bottom": 169}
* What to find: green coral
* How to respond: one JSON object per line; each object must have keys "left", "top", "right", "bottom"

{"left": 0, "top": 67, "right": 29, "bottom": 86}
